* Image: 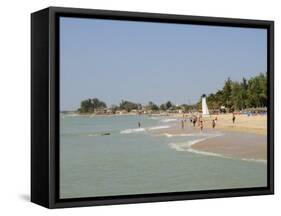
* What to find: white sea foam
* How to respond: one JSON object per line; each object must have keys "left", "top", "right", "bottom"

{"left": 164, "top": 133, "right": 223, "bottom": 138}
{"left": 150, "top": 117, "right": 161, "bottom": 120}
{"left": 187, "top": 138, "right": 209, "bottom": 147}
{"left": 188, "top": 149, "right": 267, "bottom": 163}
{"left": 120, "top": 128, "right": 145, "bottom": 134}
{"left": 148, "top": 125, "right": 171, "bottom": 130}
{"left": 88, "top": 134, "right": 98, "bottom": 137}
{"left": 164, "top": 133, "right": 174, "bottom": 138}
{"left": 120, "top": 125, "right": 171, "bottom": 134}
{"left": 241, "top": 158, "right": 267, "bottom": 164}
{"left": 160, "top": 118, "right": 178, "bottom": 123}
{"left": 169, "top": 136, "right": 266, "bottom": 163}
{"left": 169, "top": 138, "right": 232, "bottom": 160}
{"left": 169, "top": 138, "right": 207, "bottom": 151}
{"left": 187, "top": 147, "right": 226, "bottom": 157}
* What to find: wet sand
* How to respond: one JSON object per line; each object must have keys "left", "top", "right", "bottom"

{"left": 192, "top": 132, "right": 267, "bottom": 161}
{"left": 153, "top": 114, "right": 267, "bottom": 161}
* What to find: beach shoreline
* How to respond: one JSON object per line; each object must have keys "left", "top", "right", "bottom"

{"left": 64, "top": 112, "right": 267, "bottom": 135}
{"left": 152, "top": 113, "right": 267, "bottom": 162}
{"left": 63, "top": 112, "right": 267, "bottom": 162}
{"left": 172, "top": 113, "right": 266, "bottom": 135}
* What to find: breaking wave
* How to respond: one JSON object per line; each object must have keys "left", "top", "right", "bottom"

{"left": 164, "top": 132, "right": 223, "bottom": 138}
{"left": 168, "top": 138, "right": 208, "bottom": 152}
{"left": 148, "top": 125, "right": 171, "bottom": 130}
{"left": 88, "top": 134, "right": 99, "bottom": 137}
{"left": 160, "top": 118, "right": 178, "bottom": 123}
{"left": 161, "top": 119, "right": 177, "bottom": 123}
{"left": 120, "top": 125, "right": 171, "bottom": 134}
{"left": 169, "top": 138, "right": 232, "bottom": 160}
{"left": 168, "top": 136, "right": 266, "bottom": 163}
{"left": 241, "top": 158, "right": 267, "bottom": 164}
{"left": 149, "top": 117, "right": 162, "bottom": 120}
{"left": 120, "top": 128, "right": 146, "bottom": 134}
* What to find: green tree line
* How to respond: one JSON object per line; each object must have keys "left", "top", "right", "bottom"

{"left": 200, "top": 73, "right": 267, "bottom": 111}
{"left": 78, "top": 98, "right": 107, "bottom": 113}
{"left": 77, "top": 73, "right": 266, "bottom": 113}
{"left": 78, "top": 98, "right": 197, "bottom": 113}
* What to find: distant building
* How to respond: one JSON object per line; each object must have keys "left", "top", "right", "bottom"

{"left": 94, "top": 108, "right": 112, "bottom": 115}
{"left": 115, "top": 110, "right": 128, "bottom": 115}
{"left": 130, "top": 109, "right": 138, "bottom": 114}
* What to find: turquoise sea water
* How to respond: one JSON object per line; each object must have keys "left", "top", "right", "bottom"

{"left": 60, "top": 115, "right": 267, "bottom": 198}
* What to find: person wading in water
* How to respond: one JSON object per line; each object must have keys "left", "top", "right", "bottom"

{"left": 181, "top": 119, "right": 184, "bottom": 129}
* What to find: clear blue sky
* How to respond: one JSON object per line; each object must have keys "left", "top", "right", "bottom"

{"left": 60, "top": 17, "right": 267, "bottom": 111}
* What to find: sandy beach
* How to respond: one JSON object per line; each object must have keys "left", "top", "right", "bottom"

{"left": 208, "top": 114, "right": 267, "bottom": 135}
{"left": 153, "top": 113, "right": 267, "bottom": 162}
{"left": 193, "top": 132, "right": 267, "bottom": 161}
{"left": 173, "top": 113, "right": 267, "bottom": 135}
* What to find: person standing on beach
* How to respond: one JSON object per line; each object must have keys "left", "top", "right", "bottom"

{"left": 181, "top": 119, "right": 184, "bottom": 129}
{"left": 198, "top": 115, "right": 201, "bottom": 126}
{"left": 232, "top": 113, "right": 236, "bottom": 124}
{"left": 212, "top": 119, "right": 216, "bottom": 129}
{"left": 200, "top": 120, "right": 203, "bottom": 131}
{"left": 138, "top": 122, "right": 141, "bottom": 128}
{"left": 193, "top": 116, "right": 197, "bottom": 127}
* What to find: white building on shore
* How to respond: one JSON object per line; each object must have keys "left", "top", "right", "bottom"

{"left": 202, "top": 94, "right": 210, "bottom": 116}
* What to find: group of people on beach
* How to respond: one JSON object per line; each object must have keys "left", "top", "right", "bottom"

{"left": 179, "top": 114, "right": 220, "bottom": 131}
{"left": 180, "top": 112, "right": 236, "bottom": 131}
{"left": 189, "top": 115, "right": 205, "bottom": 131}
{"left": 180, "top": 115, "right": 204, "bottom": 131}
{"left": 137, "top": 112, "right": 237, "bottom": 132}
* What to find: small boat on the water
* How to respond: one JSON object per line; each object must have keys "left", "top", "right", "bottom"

{"left": 101, "top": 132, "right": 110, "bottom": 136}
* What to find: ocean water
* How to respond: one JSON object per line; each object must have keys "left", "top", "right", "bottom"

{"left": 60, "top": 114, "right": 267, "bottom": 198}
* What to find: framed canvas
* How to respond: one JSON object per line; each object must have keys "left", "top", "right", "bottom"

{"left": 31, "top": 6, "right": 274, "bottom": 208}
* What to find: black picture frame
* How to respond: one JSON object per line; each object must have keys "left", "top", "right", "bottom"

{"left": 31, "top": 6, "right": 274, "bottom": 209}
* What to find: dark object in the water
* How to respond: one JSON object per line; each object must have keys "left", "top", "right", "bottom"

{"left": 101, "top": 132, "right": 110, "bottom": 136}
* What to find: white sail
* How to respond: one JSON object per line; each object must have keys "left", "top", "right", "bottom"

{"left": 202, "top": 95, "right": 210, "bottom": 116}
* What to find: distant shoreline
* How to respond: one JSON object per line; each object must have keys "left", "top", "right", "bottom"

{"left": 61, "top": 112, "right": 183, "bottom": 118}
